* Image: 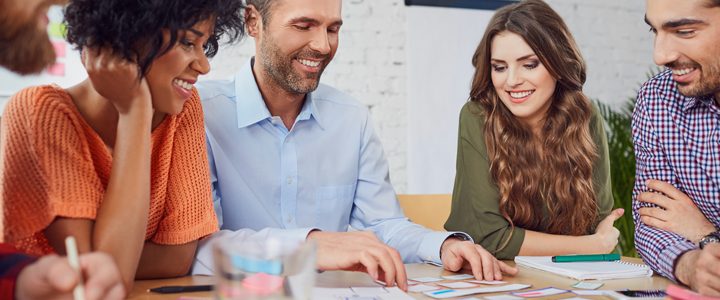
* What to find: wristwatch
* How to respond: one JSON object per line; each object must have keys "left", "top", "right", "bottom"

{"left": 699, "top": 232, "right": 720, "bottom": 249}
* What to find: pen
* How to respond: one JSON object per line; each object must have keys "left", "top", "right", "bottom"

{"left": 148, "top": 285, "right": 214, "bottom": 294}
{"left": 65, "top": 236, "right": 86, "bottom": 300}
{"left": 552, "top": 253, "right": 621, "bottom": 263}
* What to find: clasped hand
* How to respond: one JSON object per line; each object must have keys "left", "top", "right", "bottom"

{"left": 638, "top": 180, "right": 715, "bottom": 243}
{"left": 82, "top": 47, "right": 152, "bottom": 116}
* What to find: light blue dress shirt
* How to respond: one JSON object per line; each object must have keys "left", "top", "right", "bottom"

{"left": 192, "top": 59, "right": 465, "bottom": 275}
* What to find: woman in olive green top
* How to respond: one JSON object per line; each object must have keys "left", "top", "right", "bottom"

{"left": 445, "top": 0, "right": 623, "bottom": 259}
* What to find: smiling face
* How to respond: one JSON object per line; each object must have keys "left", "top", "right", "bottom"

{"left": 144, "top": 19, "right": 213, "bottom": 115}
{"left": 490, "top": 31, "right": 557, "bottom": 129}
{"left": 646, "top": 0, "right": 720, "bottom": 98}
{"left": 249, "top": 0, "right": 342, "bottom": 95}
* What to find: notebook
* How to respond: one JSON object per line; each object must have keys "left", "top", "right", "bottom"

{"left": 514, "top": 256, "right": 653, "bottom": 280}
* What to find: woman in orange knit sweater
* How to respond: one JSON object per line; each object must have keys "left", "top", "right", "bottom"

{"left": 1, "top": 0, "right": 244, "bottom": 289}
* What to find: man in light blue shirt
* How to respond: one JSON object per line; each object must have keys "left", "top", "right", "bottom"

{"left": 192, "top": 0, "right": 517, "bottom": 288}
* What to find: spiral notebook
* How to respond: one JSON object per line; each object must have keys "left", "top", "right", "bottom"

{"left": 514, "top": 256, "right": 653, "bottom": 280}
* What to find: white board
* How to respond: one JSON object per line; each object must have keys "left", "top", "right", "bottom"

{"left": 406, "top": 5, "right": 494, "bottom": 194}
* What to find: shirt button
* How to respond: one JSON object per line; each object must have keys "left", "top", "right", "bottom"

{"left": 287, "top": 176, "right": 293, "bottom": 185}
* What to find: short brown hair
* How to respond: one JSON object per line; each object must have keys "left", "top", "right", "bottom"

{"left": 246, "top": 0, "right": 277, "bottom": 24}
{"left": 706, "top": 0, "right": 720, "bottom": 7}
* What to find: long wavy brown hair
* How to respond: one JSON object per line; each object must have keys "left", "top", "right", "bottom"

{"left": 469, "top": 0, "right": 598, "bottom": 240}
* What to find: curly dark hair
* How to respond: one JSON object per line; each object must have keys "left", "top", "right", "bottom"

{"left": 64, "top": 0, "right": 245, "bottom": 77}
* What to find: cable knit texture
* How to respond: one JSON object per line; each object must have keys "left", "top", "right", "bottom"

{"left": 1, "top": 85, "right": 218, "bottom": 255}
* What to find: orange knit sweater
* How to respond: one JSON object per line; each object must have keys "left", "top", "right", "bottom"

{"left": 1, "top": 85, "right": 218, "bottom": 255}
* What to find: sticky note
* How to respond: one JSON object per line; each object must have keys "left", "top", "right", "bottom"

{"left": 46, "top": 62, "right": 65, "bottom": 76}
{"left": 48, "top": 22, "right": 66, "bottom": 38}
{"left": 52, "top": 41, "right": 66, "bottom": 58}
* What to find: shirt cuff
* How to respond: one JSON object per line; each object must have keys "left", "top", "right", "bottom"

{"left": 0, "top": 253, "right": 37, "bottom": 300}
{"left": 417, "top": 231, "right": 472, "bottom": 265}
{"left": 657, "top": 240, "right": 697, "bottom": 282}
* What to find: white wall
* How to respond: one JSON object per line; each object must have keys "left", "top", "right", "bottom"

{"left": 0, "top": 0, "right": 656, "bottom": 194}
{"left": 405, "top": 6, "right": 494, "bottom": 194}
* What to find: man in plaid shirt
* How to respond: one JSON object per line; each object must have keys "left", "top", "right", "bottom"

{"left": 634, "top": 0, "right": 720, "bottom": 296}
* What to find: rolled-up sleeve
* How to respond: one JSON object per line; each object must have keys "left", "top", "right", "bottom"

{"left": 445, "top": 103, "right": 524, "bottom": 259}
{"left": 631, "top": 85, "right": 696, "bottom": 282}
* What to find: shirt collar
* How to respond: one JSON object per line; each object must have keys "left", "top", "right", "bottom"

{"left": 682, "top": 93, "right": 716, "bottom": 112}
{"left": 233, "top": 57, "right": 324, "bottom": 129}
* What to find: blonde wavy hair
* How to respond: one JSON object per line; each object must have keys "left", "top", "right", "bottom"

{"left": 469, "top": 0, "right": 599, "bottom": 239}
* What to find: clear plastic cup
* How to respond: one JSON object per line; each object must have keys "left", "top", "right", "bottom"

{"left": 213, "top": 238, "right": 316, "bottom": 300}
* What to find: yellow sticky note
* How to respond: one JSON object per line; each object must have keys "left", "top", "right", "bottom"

{"left": 48, "top": 22, "right": 66, "bottom": 39}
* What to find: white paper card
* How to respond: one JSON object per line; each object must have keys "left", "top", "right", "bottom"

{"left": 484, "top": 295, "right": 524, "bottom": 300}
{"left": 426, "top": 261, "right": 444, "bottom": 267}
{"left": 312, "top": 288, "right": 357, "bottom": 299}
{"left": 469, "top": 280, "right": 508, "bottom": 285}
{"left": 313, "top": 287, "right": 414, "bottom": 300}
{"left": 442, "top": 274, "right": 475, "bottom": 280}
{"left": 438, "top": 282, "right": 478, "bottom": 289}
{"left": 383, "top": 287, "right": 415, "bottom": 300}
{"left": 351, "top": 287, "right": 389, "bottom": 296}
{"left": 410, "top": 276, "right": 443, "bottom": 283}
{"left": 512, "top": 287, "right": 569, "bottom": 298}
{"left": 572, "top": 282, "right": 604, "bottom": 290}
{"left": 572, "top": 290, "right": 608, "bottom": 296}
{"left": 424, "top": 283, "right": 532, "bottom": 299}
{"left": 409, "top": 284, "right": 440, "bottom": 293}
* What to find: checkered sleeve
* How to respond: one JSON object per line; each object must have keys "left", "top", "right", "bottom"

{"left": 0, "top": 243, "right": 37, "bottom": 299}
{"left": 631, "top": 81, "right": 697, "bottom": 282}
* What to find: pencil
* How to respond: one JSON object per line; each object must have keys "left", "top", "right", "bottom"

{"left": 65, "top": 236, "right": 86, "bottom": 300}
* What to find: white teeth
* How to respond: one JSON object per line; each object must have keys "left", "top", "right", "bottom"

{"left": 509, "top": 90, "right": 533, "bottom": 99}
{"left": 174, "top": 79, "right": 193, "bottom": 91}
{"left": 298, "top": 59, "right": 321, "bottom": 67}
{"left": 672, "top": 68, "right": 694, "bottom": 76}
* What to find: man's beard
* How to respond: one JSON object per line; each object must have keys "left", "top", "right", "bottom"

{"left": 0, "top": 11, "right": 56, "bottom": 75}
{"left": 672, "top": 60, "right": 720, "bottom": 99}
{"left": 258, "top": 33, "right": 327, "bottom": 95}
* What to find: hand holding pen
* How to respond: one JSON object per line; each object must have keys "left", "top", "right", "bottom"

{"left": 14, "top": 237, "right": 125, "bottom": 300}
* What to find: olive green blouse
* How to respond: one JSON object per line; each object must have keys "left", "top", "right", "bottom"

{"left": 444, "top": 101, "right": 614, "bottom": 259}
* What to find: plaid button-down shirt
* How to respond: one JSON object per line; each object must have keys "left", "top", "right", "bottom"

{"left": 632, "top": 69, "right": 720, "bottom": 282}
{"left": 0, "top": 243, "right": 36, "bottom": 299}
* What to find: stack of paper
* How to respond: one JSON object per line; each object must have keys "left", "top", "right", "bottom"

{"left": 514, "top": 256, "right": 653, "bottom": 281}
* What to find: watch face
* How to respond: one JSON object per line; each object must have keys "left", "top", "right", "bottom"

{"left": 700, "top": 233, "right": 720, "bottom": 249}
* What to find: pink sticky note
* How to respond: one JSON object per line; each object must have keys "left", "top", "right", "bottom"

{"left": 46, "top": 62, "right": 65, "bottom": 76}
{"left": 241, "top": 273, "right": 284, "bottom": 295}
{"left": 52, "top": 41, "right": 66, "bottom": 58}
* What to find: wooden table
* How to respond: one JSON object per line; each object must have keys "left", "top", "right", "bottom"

{"left": 129, "top": 258, "right": 671, "bottom": 299}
